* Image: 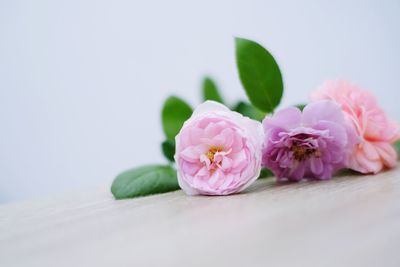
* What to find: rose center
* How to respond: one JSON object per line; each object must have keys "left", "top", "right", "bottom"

{"left": 206, "top": 146, "right": 224, "bottom": 163}
{"left": 291, "top": 145, "right": 320, "bottom": 161}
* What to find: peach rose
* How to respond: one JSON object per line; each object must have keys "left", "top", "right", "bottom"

{"left": 311, "top": 80, "right": 400, "bottom": 174}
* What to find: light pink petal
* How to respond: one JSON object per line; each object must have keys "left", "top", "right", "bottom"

{"left": 219, "top": 174, "right": 235, "bottom": 190}
{"left": 188, "top": 127, "right": 204, "bottom": 145}
{"left": 355, "top": 149, "right": 383, "bottom": 174}
{"left": 208, "top": 169, "right": 222, "bottom": 187}
{"left": 180, "top": 146, "right": 200, "bottom": 162}
{"left": 374, "top": 142, "right": 397, "bottom": 168}
{"left": 231, "top": 150, "right": 247, "bottom": 169}
{"left": 310, "top": 157, "right": 323, "bottom": 175}
{"left": 231, "top": 133, "right": 244, "bottom": 152}
{"left": 220, "top": 156, "right": 233, "bottom": 170}
{"left": 199, "top": 154, "right": 211, "bottom": 170}
{"left": 204, "top": 122, "right": 221, "bottom": 138}
{"left": 362, "top": 142, "right": 380, "bottom": 161}
{"left": 213, "top": 128, "right": 234, "bottom": 148}
{"left": 263, "top": 107, "right": 301, "bottom": 130}
{"left": 302, "top": 100, "right": 344, "bottom": 126}
{"left": 192, "top": 100, "right": 230, "bottom": 117}
{"left": 177, "top": 172, "right": 199, "bottom": 196}
{"left": 180, "top": 161, "right": 201, "bottom": 176}
{"left": 196, "top": 166, "right": 210, "bottom": 176}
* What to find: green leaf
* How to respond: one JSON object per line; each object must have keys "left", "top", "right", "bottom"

{"left": 111, "top": 165, "right": 180, "bottom": 199}
{"left": 258, "top": 168, "right": 273, "bottom": 179}
{"left": 394, "top": 140, "right": 400, "bottom": 157}
{"left": 295, "top": 103, "right": 306, "bottom": 111}
{"left": 202, "top": 77, "right": 224, "bottom": 104}
{"left": 162, "top": 96, "right": 193, "bottom": 141}
{"left": 235, "top": 37, "right": 283, "bottom": 113}
{"left": 161, "top": 140, "right": 175, "bottom": 162}
{"left": 232, "top": 101, "right": 266, "bottom": 121}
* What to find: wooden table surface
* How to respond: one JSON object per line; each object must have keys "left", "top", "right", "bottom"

{"left": 1, "top": 168, "right": 399, "bottom": 267}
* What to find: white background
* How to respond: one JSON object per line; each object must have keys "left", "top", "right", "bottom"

{"left": 1, "top": 0, "right": 399, "bottom": 203}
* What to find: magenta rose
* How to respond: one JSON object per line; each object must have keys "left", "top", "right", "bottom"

{"left": 262, "top": 100, "right": 357, "bottom": 181}
{"left": 175, "top": 101, "right": 264, "bottom": 195}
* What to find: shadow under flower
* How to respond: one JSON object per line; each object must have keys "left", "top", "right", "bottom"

{"left": 241, "top": 167, "right": 397, "bottom": 196}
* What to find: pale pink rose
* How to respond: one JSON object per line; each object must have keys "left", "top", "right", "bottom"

{"left": 175, "top": 101, "right": 263, "bottom": 195}
{"left": 311, "top": 80, "right": 400, "bottom": 174}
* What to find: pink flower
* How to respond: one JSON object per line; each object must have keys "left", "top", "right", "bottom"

{"left": 311, "top": 80, "right": 400, "bottom": 174}
{"left": 174, "top": 101, "right": 263, "bottom": 195}
{"left": 262, "top": 100, "right": 357, "bottom": 181}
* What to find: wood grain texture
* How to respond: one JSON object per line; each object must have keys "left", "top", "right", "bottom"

{"left": 1, "top": 168, "right": 400, "bottom": 267}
